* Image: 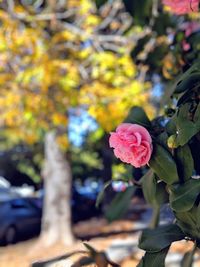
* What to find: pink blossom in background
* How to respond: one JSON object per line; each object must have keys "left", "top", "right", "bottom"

{"left": 180, "top": 22, "right": 200, "bottom": 51}
{"left": 181, "top": 21, "right": 200, "bottom": 37}
{"left": 109, "top": 123, "right": 152, "bottom": 168}
{"left": 163, "top": 0, "right": 199, "bottom": 15}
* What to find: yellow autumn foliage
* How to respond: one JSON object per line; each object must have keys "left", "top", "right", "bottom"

{"left": 0, "top": 0, "right": 153, "bottom": 147}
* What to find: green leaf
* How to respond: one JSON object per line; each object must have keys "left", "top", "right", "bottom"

{"left": 149, "top": 143, "right": 179, "bottom": 185}
{"left": 139, "top": 224, "right": 184, "bottom": 253}
{"left": 167, "top": 134, "right": 179, "bottom": 149}
{"left": 142, "top": 170, "right": 168, "bottom": 208}
{"left": 136, "top": 247, "right": 170, "bottom": 267}
{"left": 105, "top": 186, "right": 135, "bottom": 222}
{"left": 172, "top": 61, "right": 200, "bottom": 94}
{"left": 141, "top": 170, "right": 156, "bottom": 205}
{"left": 196, "top": 203, "right": 200, "bottom": 228}
{"left": 169, "top": 179, "right": 200, "bottom": 212}
{"left": 166, "top": 116, "right": 177, "bottom": 135}
{"left": 174, "top": 209, "right": 199, "bottom": 238}
{"left": 95, "top": 181, "right": 111, "bottom": 208}
{"left": 174, "top": 72, "right": 200, "bottom": 94}
{"left": 175, "top": 145, "right": 194, "bottom": 182}
{"left": 193, "top": 103, "right": 200, "bottom": 122}
{"left": 156, "top": 182, "right": 169, "bottom": 205}
{"left": 122, "top": 0, "right": 152, "bottom": 26}
{"left": 175, "top": 103, "right": 200, "bottom": 146}
{"left": 124, "top": 106, "right": 151, "bottom": 128}
{"left": 156, "top": 132, "right": 170, "bottom": 151}
{"left": 176, "top": 202, "right": 200, "bottom": 232}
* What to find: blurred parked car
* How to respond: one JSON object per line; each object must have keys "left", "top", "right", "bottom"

{"left": 0, "top": 197, "right": 41, "bottom": 245}
{"left": 0, "top": 187, "right": 101, "bottom": 245}
{"left": 72, "top": 186, "right": 101, "bottom": 222}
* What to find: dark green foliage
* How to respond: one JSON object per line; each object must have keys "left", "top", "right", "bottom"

{"left": 166, "top": 116, "right": 177, "bottom": 135}
{"left": 175, "top": 103, "right": 200, "bottom": 146}
{"left": 169, "top": 179, "right": 200, "bottom": 212}
{"left": 153, "top": 13, "right": 175, "bottom": 36}
{"left": 96, "top": 181, "right": 111, "bottom": 208}
{"left": 124, "top": 106, "right": 151, "bottom": 128}
{"left": 175, "top": 144, "right": 194, "bottom": 182}
{"left": 142, "top": 170, "right": 168, "bottom": 208}
{"left": 136, "top": 247, "right": 170, "bottom": 267}
{"left": 105, "top": 186, "right": 135, "bottom": 222}
{"left": 149, "top": 143, "right": 179, "bottom": 184}
{"left": 139, "top": 224, "right": 185, "bottom": 252}
{"left": 122, "top": 0, "right": 152, "bottom": 26}
{"left": 175, "top": 204, "right": 200, "bottom": 239}
{"left": 174, "top": 72, "right": 200, "bottom": 94}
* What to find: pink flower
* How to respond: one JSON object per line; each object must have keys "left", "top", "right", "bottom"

{"left": 179, "top": 22, "right": 200, "bottom": 51}
{"left": 163, "top": 0, "right": 199, "bottom": 15}
{"left": 181, "top": 21, "right": 200, "bottom": 37}
{"left": 109, "top": 123, "right": 152, "bottom": 168}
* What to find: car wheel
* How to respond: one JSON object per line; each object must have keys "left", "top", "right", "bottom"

{"left": 4, "top": 226, "right": 17, "bottom": 245}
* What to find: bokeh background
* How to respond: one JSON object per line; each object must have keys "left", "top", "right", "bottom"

{"left": 0, "top": 0, "right": 200, "bottom": 266}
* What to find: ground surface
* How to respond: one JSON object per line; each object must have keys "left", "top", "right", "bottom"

{"left": 0, "top": 217, "right": 199, "bottom": 267}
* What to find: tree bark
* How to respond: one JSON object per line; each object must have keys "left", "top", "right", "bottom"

{"left": 40, "top": 131, "right": 74, "bottom": 246}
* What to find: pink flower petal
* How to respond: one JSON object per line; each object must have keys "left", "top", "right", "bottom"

{"left": 109, "top": 123, "right": 153, "bottom": 168}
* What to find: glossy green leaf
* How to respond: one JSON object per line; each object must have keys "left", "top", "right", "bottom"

{"left": 149, "top": 144, "right": 179, "bottom": 185}
{"left": 175, "top": 103, "right": 200, "bottom": 146}
{"left": 175, "top": 145, "right": 194, "bottom": 182}
{"left": 136, "top": 247, "right": 170, "bottom": 267}
{"left": 139, "top": 224, "right": 184, "bottom": 252}
{"left": 141, "top": 170, "right": 156, "bottom": 205}
{"left": 172, "top": 62, "right": 200, "bottom": 95}
{"left": 167, "top": 134, "right": 179, "bottom": 149}
{"left": 105, "top": 186, "right": 135, "bottom": 222}
{"left": 196, "top": 203, "right": 200, "bottom": 228}
{"left": 175, "top": 206, "right": 198, "bottom": 238}
{"left": 169, "top": 179, "right": 200, "bottom": 212}
{"left": 175, "top": 204, "right": 200, "bottom": 239}
{"left": 194, "top": 103, "right": 200, "bottom": 122}
{"left": 166, "top": 116, "right": 177, "bottom": 135}
{"left": 157, "top": 132, "right": 169, "bottom": 150}
{"left": 124, "top": 106, "right": 151, "bottom": 128}
{"left": 142, "top": 170, "right": 168, "bottom": 207}
{"left": 96, "top": 181, "right": 111, "bottom": 208}
{"left": 174, "top": 72, "right": 200, "bottom": 94}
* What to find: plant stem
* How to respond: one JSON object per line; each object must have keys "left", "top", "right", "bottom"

{"left": 183, "top": 241, "right": 197, "bottom": 267}
{"left": 149, "top": 206, "right": 160, "bottom": 229}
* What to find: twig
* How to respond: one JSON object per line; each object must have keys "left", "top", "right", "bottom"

{"left": 95, "top": 1, "right": 122, "bottom": 31}
{"left": 79, "top": 65, "right": 89, "bottom": 80}
{"left": 33, "top": 9, "right": 76, "bottom": 20}
{"left": 101, "top": 42, "right": 121, "bottom": 52}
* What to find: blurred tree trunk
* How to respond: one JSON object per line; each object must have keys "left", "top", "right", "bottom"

{"left": 40, "top": 131, "right": 74, "bottom": 246}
